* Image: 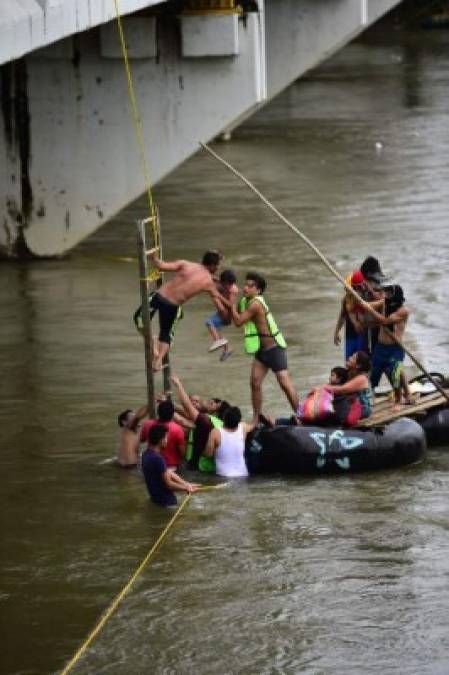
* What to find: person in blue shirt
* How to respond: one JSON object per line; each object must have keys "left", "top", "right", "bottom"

{"left": 141, "top": 424, "right": 201, "bottom": 507}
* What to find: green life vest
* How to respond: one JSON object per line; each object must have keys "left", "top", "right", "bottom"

{"left": 186, "top": 414, "right": 223, "bottom": 473}
{"left": 239, "top": 295, "right": 287, "bottom": 354}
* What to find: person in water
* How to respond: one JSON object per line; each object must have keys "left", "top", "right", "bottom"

{"left": 316, "top": 351, "right": 373, "bottom": 427}
{"left": 146, "top": 249, "right": 228, "bottom": 371}
{"left": 367, "top": 284, "right": 413, "bottom": 411}
{"left": 116, "top": 404, "right": 148, "bottom": 468}
{"left": 229, "top": 272, "right": 299, "bottom": 424}
{"left": 204, "top": 406, "right": 255, "bottom": 477}
{"left": 141, "top": 425, "right": 201, "bottom": 507}
{"left": 205, "top": 268, "right": 239, "bottom": 361}
{"left": 170, "top": 373, "right": 231, "bottom": 472}
{"left": 334, "top": 256, "right": 386, "bottom": 358}
{"left": 140, "top": 399, "right": 185, "bottom": 470}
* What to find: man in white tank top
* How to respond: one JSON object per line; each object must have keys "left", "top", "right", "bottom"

{"left": 204, "top": 407, "right": 255, "bottom": 477}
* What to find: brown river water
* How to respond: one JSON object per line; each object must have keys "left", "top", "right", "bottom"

{"left": 1, "top": 16, "right": 449, "bottom": 675}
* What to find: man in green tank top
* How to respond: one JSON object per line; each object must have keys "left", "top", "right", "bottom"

{"left": 230, "top": 272, "right": 299, "bottom": 424}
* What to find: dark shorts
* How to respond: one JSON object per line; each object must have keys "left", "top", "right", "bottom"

{"left": 254, "top": 345, "right": 288, "bottom": 373}
{"left": 370, "top": 343, "right": 405, "bottom": 389}
{"left": 150, "top": 292, "right": 181, "bottom": 345}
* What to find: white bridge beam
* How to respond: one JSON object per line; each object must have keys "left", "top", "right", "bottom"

{"left": 0, "top": 0, "right": 164, "bottom": 66}
{"left": 0, "top": 0, "right": 401, "bottom": 258}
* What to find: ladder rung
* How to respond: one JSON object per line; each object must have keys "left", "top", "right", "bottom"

{"left": 140, "top": 216, "right": 156, "bottom": 226}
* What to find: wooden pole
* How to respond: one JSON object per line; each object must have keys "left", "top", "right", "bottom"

{"left": 200, "top": 141, "right": 449, "bottom": 404}
{"left": 154, "top": 207, "right": 172, "bottom": 395}
{"left": 137, "top": 219, "right": 156, "bottom": 417}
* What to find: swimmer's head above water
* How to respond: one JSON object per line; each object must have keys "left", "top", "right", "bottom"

{"left": 118, "top": 409, "right": 135, "bottom": 428}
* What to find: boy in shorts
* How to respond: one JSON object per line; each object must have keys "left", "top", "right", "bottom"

{"left": 205, "top": 269, "right": 239, "bottom": 361}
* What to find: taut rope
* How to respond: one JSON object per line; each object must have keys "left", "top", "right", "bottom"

{"left": 200, "top": 142, "right": 449, "bottom": 403}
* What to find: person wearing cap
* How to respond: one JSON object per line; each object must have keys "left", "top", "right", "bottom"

{"left": 333, "top": 257, "right": 385, "bottom": 359}
{"left": 363, "top": 284, "right": 413, "bottom": 411}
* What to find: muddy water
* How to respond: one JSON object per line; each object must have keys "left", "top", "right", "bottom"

{"left": 1, "top": 20, "right": 449, "bottom": 675}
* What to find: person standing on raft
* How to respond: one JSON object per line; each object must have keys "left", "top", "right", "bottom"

{"left": 229, "top": 272, "right": 299, "bottom": 424}
{"left": 366, "top": 284, "right": 413, "bottom": 411}
{"left": 146, "top": 249, "right": 228, "bottom": 371}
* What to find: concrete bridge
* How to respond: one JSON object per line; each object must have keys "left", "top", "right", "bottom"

{"left": 0, "top": 0, "right": 401, "bottom": 258}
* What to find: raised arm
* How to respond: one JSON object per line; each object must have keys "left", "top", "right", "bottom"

{"left": 170, "top": 374, "right": 199, "bottom": 423}
{"left": 128, "top": 404, "right": 148, "bottom": 432}
{"left": 147, "top": 247, "right": 184, "bottom": 273}
{"left": 173, "top": 411, "right": 194, "bottom": 430}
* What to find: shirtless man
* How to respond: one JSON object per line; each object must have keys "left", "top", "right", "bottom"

{"left": 147, "top": 249, "right": 227, "bottom": 370}
{"left": 364, "top": 284, "right": 413, "bottom": 411}
{"left": 116, "top": 404, "right": 148, "bottom": 468}
{"left": 229, "top": 272, "right": 299, "bottom": 424}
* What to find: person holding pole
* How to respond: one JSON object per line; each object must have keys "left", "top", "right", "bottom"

{"left": 366, "top": 284, "right": 414, "bottom": 411}
{"left": 146, "top": 249, "right": 227, "bottom": 371}
{"left": 229, "top": 272, "right": 299, "bottom": 425}
{"left": 333, "top": 256, "right": 386, "bottom": 359}
{"left": 200, "top": 142, "right": 449, "bottom": 406}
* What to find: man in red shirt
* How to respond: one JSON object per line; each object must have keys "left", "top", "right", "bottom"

{"left": 140, "top": 400, "right": 185, "bottom": 469}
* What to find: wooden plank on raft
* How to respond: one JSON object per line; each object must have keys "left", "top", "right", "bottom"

{"left": 371, "top": 390, "right": 444, "bottom": 417}
{"left": 357, "top": 390, "right": 449, "bottom": 428}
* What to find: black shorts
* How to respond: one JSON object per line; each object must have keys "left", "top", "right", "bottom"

{"left": 254, "top": 345, "right": 288, "bottom": 373}
{"left": 150, "top": 292, "right": 180, "bottom": 345}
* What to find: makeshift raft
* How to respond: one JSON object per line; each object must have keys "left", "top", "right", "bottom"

{"left": 357, "top": 378, "right": 449, "bottom": 448}
{"left": 245, "top": 417, "right": 425, "bottom": 475}
{"left": 245, "top": 376, "right": 448, "bottom": 475}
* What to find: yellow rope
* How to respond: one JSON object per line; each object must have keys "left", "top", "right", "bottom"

{"left": 112, "top": 0, "right": 160, "bottom": 257}
{"left": 60, "top": 493, "right": 192, "bottom": 674}
{"left": 200, "top": 142, "right": 449, "bottom": 404}
{"left": 60, "top": 483, "right": 227, "bottom": 674}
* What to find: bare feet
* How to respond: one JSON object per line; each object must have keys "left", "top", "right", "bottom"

{"left": 392, "top": 403, "right": 402, "bottom": 413}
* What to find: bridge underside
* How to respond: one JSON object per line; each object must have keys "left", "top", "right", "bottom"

{"left": 0, "top": 0, "right": 401, "bottom": 258}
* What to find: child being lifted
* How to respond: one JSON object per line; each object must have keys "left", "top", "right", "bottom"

{"left": 205, "top": 269, "right": 239, "bottom": 361}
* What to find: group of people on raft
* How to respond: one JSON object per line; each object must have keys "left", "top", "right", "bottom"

{"left": 118, "top": 249, "right": 412, "bottom": 506}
